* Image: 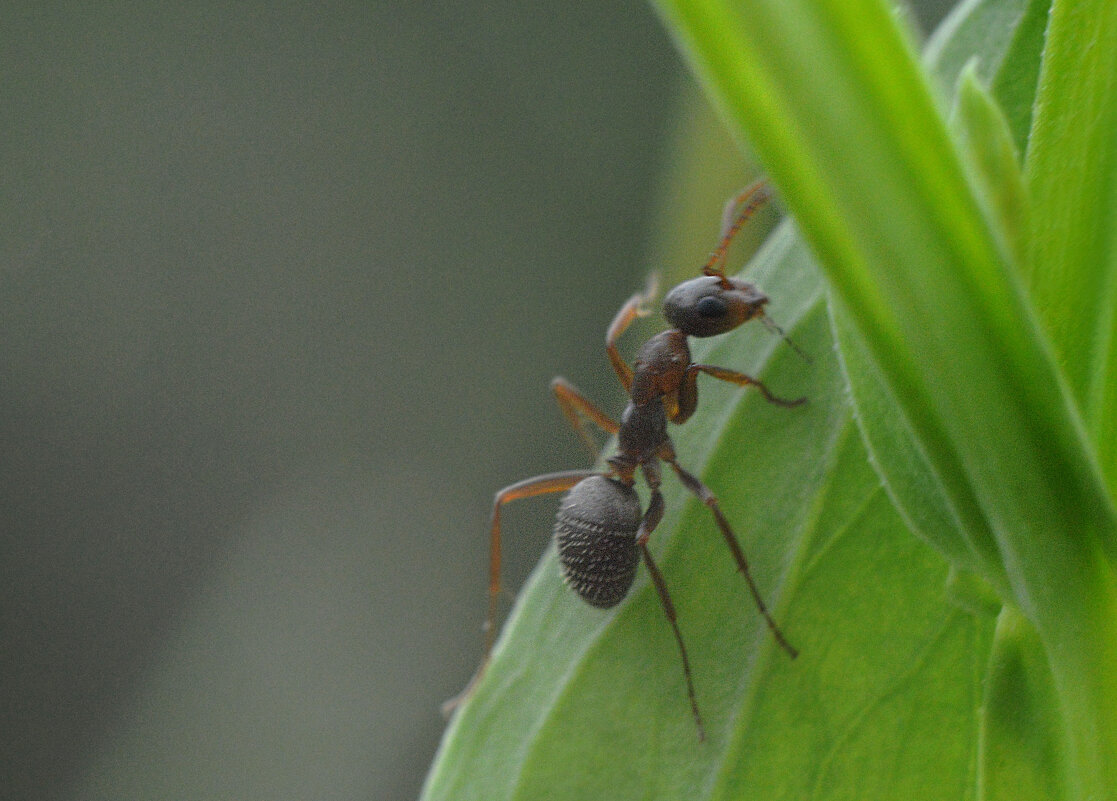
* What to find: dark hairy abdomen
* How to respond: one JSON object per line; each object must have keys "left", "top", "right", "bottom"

{"left": 554, "top": 476, "right": 641, "bottom": 608}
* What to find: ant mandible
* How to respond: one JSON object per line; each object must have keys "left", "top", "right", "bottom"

{"left": 446, "top": 179, "right": 807, "bottom": 740}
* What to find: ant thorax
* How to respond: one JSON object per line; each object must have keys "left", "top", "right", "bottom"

{"left": 630, "top": 330, "right": 690, "bottom": 406}
{"left": 617, "top": 400, "right": 669, "bottom": 463}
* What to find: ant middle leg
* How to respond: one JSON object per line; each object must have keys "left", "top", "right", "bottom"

{"left": 688, "top": 364, "right": 806, "bottom": 409}
{"left": 664, "top": 457, "right": 798, "bottom": 660}
{"left": 605, "top": 273, "right": 659, "bottom": 392}
{"left": 443, "top": 468, "right": 601, "bottom": 716}
{"left": 551, "top": 377, "right": 619, "bottom": 459}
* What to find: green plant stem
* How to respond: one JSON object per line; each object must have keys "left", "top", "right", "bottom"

{"left": 979, "top": 604, "right": 1064, "bottom": 801}
{"left": 1036, "top": 552, "right": 1117, "bottom": 801}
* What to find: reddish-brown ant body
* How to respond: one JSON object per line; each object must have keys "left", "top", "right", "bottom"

{"left": 447, "top": 180, "right": 805, "bottom": 739}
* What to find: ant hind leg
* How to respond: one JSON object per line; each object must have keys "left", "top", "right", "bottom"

{"left": 640, "top": 541, "right": 705, "bottom": 741}
{"left": 633, "top": 472, "right": 705, "bottom": 740}
{"left": 442, "top": 468, "right": 601, "bottom": 717}
{"left": 665, "top": 458, "right": 798, "bottom": 660}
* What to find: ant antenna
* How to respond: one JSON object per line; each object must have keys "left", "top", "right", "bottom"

{"left": 702, "top": 180, "right": 773, "bottom": 279}
{"left": 761, "top": 313, "right": 812, "bottom": 363}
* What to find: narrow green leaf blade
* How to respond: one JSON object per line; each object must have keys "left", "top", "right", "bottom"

{"left": 925, "top": 0, "right": 1051, "bottom": 154}
{"left": 830, "top": 0, "right": 1047, "bottom": 605}
{"left": 924, "top": 0, "right": 1030, "bottom": 91}
{"left": 1024, "top": 0, "right": 1117, "bottom": 492}
{"left": 952, "top": 64, "right": 1028, "bottom": 266}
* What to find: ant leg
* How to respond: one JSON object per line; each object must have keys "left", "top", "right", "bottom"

{"left": 641, "top": 544, "right": 705, "bottom": 741}
{"left": 551, "top": 377, "right": 619, "bottom": 459}
{"left": 606, "top": 273, "right": 659, "bottom": 392}
{"left": 690, "top": 364, "right": 806, "bottom": 408}
{"left": 635, "top": 480, "right": 705, "bottom": 740}
{"left": 442, "top": 469, "right": 600, "bottom": 717}
{"left": 703, "top": 179, "right": 773, "bottom": 278}
{"left": 665, "top": 458, "right": 799, "bottom": 660}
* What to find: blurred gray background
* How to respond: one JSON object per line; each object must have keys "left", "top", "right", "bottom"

{"left": 1, "top": 3, "right": 953, "bottom": 800}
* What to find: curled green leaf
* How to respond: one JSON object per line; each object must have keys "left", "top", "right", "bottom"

{"left": 952, "top": 62, "right": 1029, "bottom": 267}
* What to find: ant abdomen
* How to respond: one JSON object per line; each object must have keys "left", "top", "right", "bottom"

{"left": 555, "top": 476, "right": 641, "bottom": 609}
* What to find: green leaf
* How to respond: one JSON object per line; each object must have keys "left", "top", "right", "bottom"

{"left": 951, "top": 64, "right": 1028, "bottom": 266}
{"left": 830, "top": 298, "right": 1002, "bottom": 590}
{"left": 987, "top": 0, "right": 1051, "bottom": 153}
{"left": 827, "top": 0, "right": 1044, "bottom": 620}
{"left": 925, "top": 0, "right": 1050, "bottom": 153}
{"left": 924, "top": 0, "right": 1031, "bottom": 92}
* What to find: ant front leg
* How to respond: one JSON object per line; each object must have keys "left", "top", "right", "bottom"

{"left": 442, "top": 468, "right": 599, "bottom": 717}
{"left": 665, "top": 457, "right": 798, "bottom": 660}
{"left": 703, "top": 180, "right": 773, "bottom": 278}
{"left": 605, "top": 273, "right": 658, "bottom": 393}
{"left": 687, "top": 364, "right": 806, "bottom": 410}
{"left": 551, "top": 377, "right": 619, "bottom": 459}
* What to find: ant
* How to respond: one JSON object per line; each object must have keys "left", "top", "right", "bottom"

{"left": 445, "top": 179, "right": 807, "bottom": 740}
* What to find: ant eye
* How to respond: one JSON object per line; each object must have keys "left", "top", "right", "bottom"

{"left": 696, "top": 296, "right": 727, "bottom": 318}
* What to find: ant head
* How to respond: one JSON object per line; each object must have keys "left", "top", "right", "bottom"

{"left": 662, "top": 274, "right": 768, "bottom": 338}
